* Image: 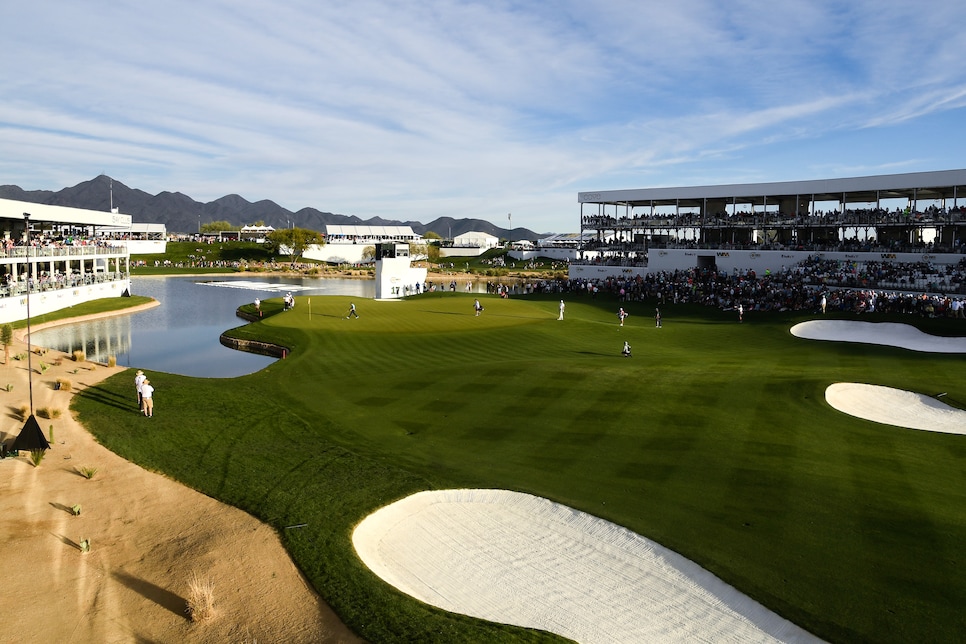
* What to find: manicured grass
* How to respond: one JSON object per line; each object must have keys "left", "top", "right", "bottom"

{"left": 12, "top": 295, "right": 154, "bottom": 329}
{"left": 73, "top": 293, "right": 966, "bottom": 643}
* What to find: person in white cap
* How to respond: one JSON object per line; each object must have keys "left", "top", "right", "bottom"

{"left": 134, "top": 370, "right": 146, "bottom": 413}
{"left": 558, "top": 300, "right": 565, "bottom": 320}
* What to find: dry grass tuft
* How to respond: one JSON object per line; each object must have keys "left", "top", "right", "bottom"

{"left": 185, "top": 572, "right": 216, "bottom": 622}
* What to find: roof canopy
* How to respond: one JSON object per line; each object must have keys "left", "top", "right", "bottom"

{"left": 326, "top": 224, "right": 417, "bottom": 237}
{"left": 0, "top": 198, "right": 132, "bottom": 227}
{"left": 578, "top": 169, "right": 966, "bottom": 209}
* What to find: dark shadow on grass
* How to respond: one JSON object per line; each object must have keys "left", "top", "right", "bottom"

{"left": 112, "top": 570, "right": 186, "bottom": 618}
{"left": 74, "top": 385, "right": 135, "bottom": 414}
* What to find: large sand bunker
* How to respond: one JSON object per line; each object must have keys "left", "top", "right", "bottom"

{"left": 826, "top": 383, "right": 966, "bottom": 435}
{"left": 790, "top": 320, "right": 966, "bottom": 352}
{"left": 353, "top": 489, "right": 820, "bottom": 643}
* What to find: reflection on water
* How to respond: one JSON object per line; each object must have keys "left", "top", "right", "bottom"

{"left": 39, "top": 315, "right": 134, "bottom": 364}
{"left": 32, "top": 275, "right": 376, "bottom": 378}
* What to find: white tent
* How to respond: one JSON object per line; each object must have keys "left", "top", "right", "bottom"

{"left": 453, "top": 231, "right": 499, "bottom": 248}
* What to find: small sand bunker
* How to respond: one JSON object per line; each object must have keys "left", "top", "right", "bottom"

{"left": 353, "top": 489, "right": 820, "bottom": 643}
{"left": 790, "top": 320, "right": 966, "bottom": 353}
{"left": 826, "top": 383, "right": 966, "bottom": 434}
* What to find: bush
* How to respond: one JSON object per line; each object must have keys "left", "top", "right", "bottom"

{"left": 72, "top": 350, "right": 86, "bottom": 363}
{"left": 79, "top": 466, "right": 98, "bottom": 480}
{"left": 37, "top": 407, "right": 62, "bottom": 420}
{"left": 107, "top": 355, "right": 117, "bottom": 367}
{"left": 185, "top": 573, "right": 216, "bottom": 622}
{"left": 56, "top": 378, "right": 72, "bottom": 392}
{"left": 29, "top": 449, "right": 46, "bottom": 466}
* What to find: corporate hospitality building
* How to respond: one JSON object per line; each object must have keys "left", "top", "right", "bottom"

{"left": 571, "top": 169, "right": 966, "bottom": 280}
{"left": 0, "top": 199, "right": 132, "bottom": 324}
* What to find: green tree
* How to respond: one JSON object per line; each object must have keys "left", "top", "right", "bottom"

{"left": 1, "top": 324, "right": 12, "bottom": 364}
{"left": 422, "top": 231, "right": 441, "bottom": 240}
{"left": 362, "top": 245, "right": 376, "bottom": 261}
{"left": 265, "top": 227, "right": 325, "bottom": 264}
{"left": 200, "top": 220, "right": 235, "bottom": 233}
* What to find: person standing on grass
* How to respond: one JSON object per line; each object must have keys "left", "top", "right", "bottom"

{"left": 655, "top": 307, "right": 662, "bottom": 328}
{"left": 738, "top": 303, "right": 744, "bottom": 323}
{"left": 558, "top": 299, "right": 565, "bottom": 320}
{"left": 141, "top": 379, "right": 154, "bottom": 417}
{"left": 254, "top": 297, "right": 261, "bottom": 316}
{"left": 474, "top": 299, "right": 484, "bottom": 316}
{"left": 618, "top": 307, "right": 628, "bottom": 327}
{"left": 134, "top": 370, "right": 146, "bottom": 412}
{"left": 346, "top": 302, "right": 359, "bottom": 319}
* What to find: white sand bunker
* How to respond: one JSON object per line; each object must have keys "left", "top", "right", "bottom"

{"left": 353, "top": 489, "right": 820, "bottom": 643}
{"left": 826, "top": 383, "right": 966, "bottom": 434}
{"left": 790, "top": 320, "right": 966, "bottom": 352}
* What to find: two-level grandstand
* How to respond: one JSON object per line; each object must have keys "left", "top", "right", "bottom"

{"left": 573, "top": 169, "right": 966, "bottom": 280}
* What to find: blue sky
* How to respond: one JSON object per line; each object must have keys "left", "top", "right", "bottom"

{"left": 2, "top": 1, "right": 965, "bottom": 233}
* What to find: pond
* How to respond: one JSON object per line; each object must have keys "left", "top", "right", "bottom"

{"left": 31, "top": 275, "right": 376, "bottom": 378}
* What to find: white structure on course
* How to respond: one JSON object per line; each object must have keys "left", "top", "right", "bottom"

{"left": 0, "top": 199, "right": 132, "bottom": 324}
{"left": 572, "top": 169, "right": 966, "bottom": 281}
{"left": 303, "top": 224, "right": 421, "bottom": 264}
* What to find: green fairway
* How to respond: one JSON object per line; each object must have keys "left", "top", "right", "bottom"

{"left": 73, "top": 292, "right": 966, "bottom": 643}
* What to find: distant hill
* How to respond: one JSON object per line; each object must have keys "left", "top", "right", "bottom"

{"left": 0, "top": 175, "right": 546, "bottom": 240}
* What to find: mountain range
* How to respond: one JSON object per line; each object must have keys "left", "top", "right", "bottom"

{"left": 0, "top": 175, "right": 546, "bottom": 240}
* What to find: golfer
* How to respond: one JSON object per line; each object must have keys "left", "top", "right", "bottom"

{"left": 558, "top": 300, "right": 565, "bottom": 320}
{"left": 346, "top": 302, "right": 359, "bottom": 319}
{"left": 134, "top": 370, "right": 146, "bottom": 412}
{"left": 141, "top": 379, "right": 155, "bottom": 417}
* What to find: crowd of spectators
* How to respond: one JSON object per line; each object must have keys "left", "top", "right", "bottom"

{"left": 522, "top": 255, "right": 966, "bottom": 318}
{"left": 579, "top": 205, "right": 966, "bottom": 255}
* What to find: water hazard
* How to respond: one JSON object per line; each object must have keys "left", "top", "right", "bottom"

{"left": 31, "top": 275, "right": 375, "bottom": 378}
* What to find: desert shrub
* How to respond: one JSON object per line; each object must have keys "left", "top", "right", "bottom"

{"left": 185, "top": 573, "right": 216, "bottom": 622}
{"left": 79, "top": 539, "right": 90, "bottom": 553}
{"left": 29, "top": 449, "right": 46, "bottom": 466}
{"left": 79, "top": 466, "right": 98, "bottom": 479}
{"left": 17, "top": 404, "right": 29, "bottom": 421}
{"left": 107, "top": 355, "right": 117, "bottom": 367}
{"left": 71, "top": 504, "right": 82, "bottom": 516}
{"left": 72, "top": 350, "right": 86, "bottom": 363}
{"left": 56, "top": 378, "right": 72, "bottom": 392}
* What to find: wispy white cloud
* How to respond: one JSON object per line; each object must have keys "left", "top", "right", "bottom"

{"left": 2, "top": 0, "right": 965, "bottom": 232}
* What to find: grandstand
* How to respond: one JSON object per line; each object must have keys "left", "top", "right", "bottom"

{"left": 573, "top": 170, "right": 966, "bottom": 281}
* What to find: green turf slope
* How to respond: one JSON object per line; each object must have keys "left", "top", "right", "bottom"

{"left": 73, "top": 292, "right": 966, "bottom": 643}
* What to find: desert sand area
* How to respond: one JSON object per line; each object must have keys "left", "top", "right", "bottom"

{"left": 353, "top": 489, "right": 822, "bottom": 644}
{"left": 825, "top": 383, "right": 966, "bottom": 435}
{"left": 0, "top": 322, "right": 361, "bottom": 643}
{"left": 790, "top": 319, "right": 966, "bottom": 352}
